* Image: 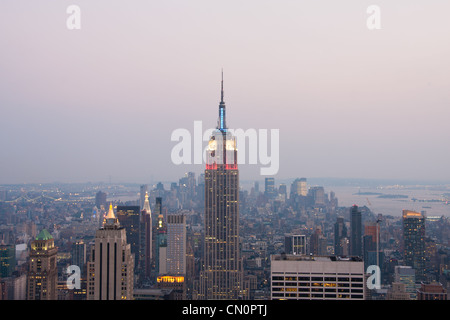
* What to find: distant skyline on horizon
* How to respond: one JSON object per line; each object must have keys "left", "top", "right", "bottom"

{"left": 3, "top": 175, "right": 450, "bottom": 189}
{"left": 1, "top": 1, "right": 449, "bottom": 184}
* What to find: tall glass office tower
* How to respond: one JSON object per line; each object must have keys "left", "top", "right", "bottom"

{"left": 402, "top": 210, "right": 425, "bottom": 281}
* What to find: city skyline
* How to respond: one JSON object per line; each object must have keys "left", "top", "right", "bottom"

{"left": 1, "top": 1, "right": 450, "bottom": 184}
{"left": 1, "top": 152, "right": 450, "bottom": 301}
{"left": 2, "top": 2, "right": 450, "bottom": 305}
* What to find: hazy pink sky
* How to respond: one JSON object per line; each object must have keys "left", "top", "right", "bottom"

{"left": 0, "top": 0, "right": 449, "bottom": 184}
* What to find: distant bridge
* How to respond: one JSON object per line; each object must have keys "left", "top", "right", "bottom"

{"left": 2, "top": 194, "right": 94, "bottom": 203}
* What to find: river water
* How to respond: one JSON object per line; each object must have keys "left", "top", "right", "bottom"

{"left": 326, "top": 185, "right": 450, "bottom": 218}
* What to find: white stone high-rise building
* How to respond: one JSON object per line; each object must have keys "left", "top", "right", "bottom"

{"left": 87, "top": 204, "right": 134, "bottom": 300}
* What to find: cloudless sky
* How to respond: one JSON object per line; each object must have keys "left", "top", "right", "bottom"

{"left": 0, "top": 0, "right": 449, "bottom": 184}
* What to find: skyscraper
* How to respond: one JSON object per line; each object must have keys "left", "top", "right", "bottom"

{"left": 166, "top": 214, "right": 186, "bottom": 275}
{"left": 179, "top": 172, "right": 196, "bottom": 200}
{"left": 284, "top": 234, "right": 307, "bottom": 255}
{"left": 200, "top": 72, "right": 242, "bottom": 300}
{"left": 363, "top": 221, "right": 383, "bottom": 276}
{"left": 27, "top": 229, "right": 58, "bottom": 300}
{"left": 155, "top": 200, "right": 167, "bottom": 275}
{"left": 71, "top": 240, "right": 86, "bottom": 278}
{"left": 309, "top": 227, "right": 327, "bottom": 256}
{"left": 264, "top": 177, "right": 275, "bottom": 199}
{"left": 140, "top": 184, "right": 148, "bottom": 211}
{"left": 155, "top": 196, "right": 162, "bottom": 219}
{"left": 0, "top": 244, "right": 15, "bottom": 278}
{"left": 394, "top": 265, "right": 416, "bottom": 299}
{"left": 334, "top": 217, "right": 348, "bottom": 256}
{"left": 308, "top": 186, "right": 325, "bottom": 207}
{"left": 402, "top": 210, "right": 426, "bottom": 281}
{"left": 197, "top": 174, "right": 205, "bottom": 203}
{"left": 290, "top": 178, "right": 307, "bottom": 198}
{"left": 87, "top": 204, "right": 134, "bottom": 300}
{"left": 299, "top": 178, "right": 307, "bottom": 196}
{"left": 350, "top": 205, "right": 362, "bottom": 257}
{"left": 95, "top": 191, "right": 107, "bottom": 208}
{"left": 116, "top": 205, "right": 140, "bottom": 270}
{"left": 278, "top": 183, "right": 287, "bottom": 200}
{"left": 140, "top": 192, "right": 152, "bottom": 279}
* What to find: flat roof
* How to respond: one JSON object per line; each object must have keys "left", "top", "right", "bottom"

{"left": 271, "top": 254, "right": 363, "bottom": 262}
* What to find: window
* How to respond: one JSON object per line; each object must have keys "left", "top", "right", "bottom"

{"left": 351, "top": 283, "right": 363, "bottom": 288}
{"left": 298, "top": 282, "right": 309, "bottom": 287}
{"left": 351, "top": 289, "right": 364, "bottom": 293}
{"left": 273, "top": 293, "right": 284, "bottom": 298}
{"left": 273, "top": 287, "right": 284, "bottom": 292}
{"left": 272, "top": 282, "right": 284, "bottom": 287}
{"left": 338, "top": 283, "right": 349, "bottom": 287}
{"left": 285, "top": 282, "right": 297, "bottom": 287}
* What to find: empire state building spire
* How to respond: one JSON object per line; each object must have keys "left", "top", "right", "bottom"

{"left": 218, "top": 69, "right": 226, "bottom": 131}
{"left": 221, "top": 69, "right": 224, "bottom": 103}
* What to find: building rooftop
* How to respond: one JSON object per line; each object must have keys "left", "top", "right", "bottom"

{"left": 402, "top": 210, "right": 423, "bottom": 219}
{"left": 35, "top": 229, "right": 53, "bottom": 241}
{"left": 271, "top": 254, "right": 363, "bottom": 262}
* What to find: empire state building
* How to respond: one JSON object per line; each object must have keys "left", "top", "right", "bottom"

{"left": 200, "top": 72, "right": 243, "bottom": 300}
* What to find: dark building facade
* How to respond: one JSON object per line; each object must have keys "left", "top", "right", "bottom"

{"left": 334, "top": 217, "right": 348, "bottom": 256}
{"left": 116, "top": 205, "right": 140, "bottom": 270}
{"left": 350, "top": 205, "right": 362, "bottom": 257}
{"left": 95, "top": 191, "right": 107, "bottom": 209}
{"left": 402, "top": 210, "right": 426, "bottom": 281}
